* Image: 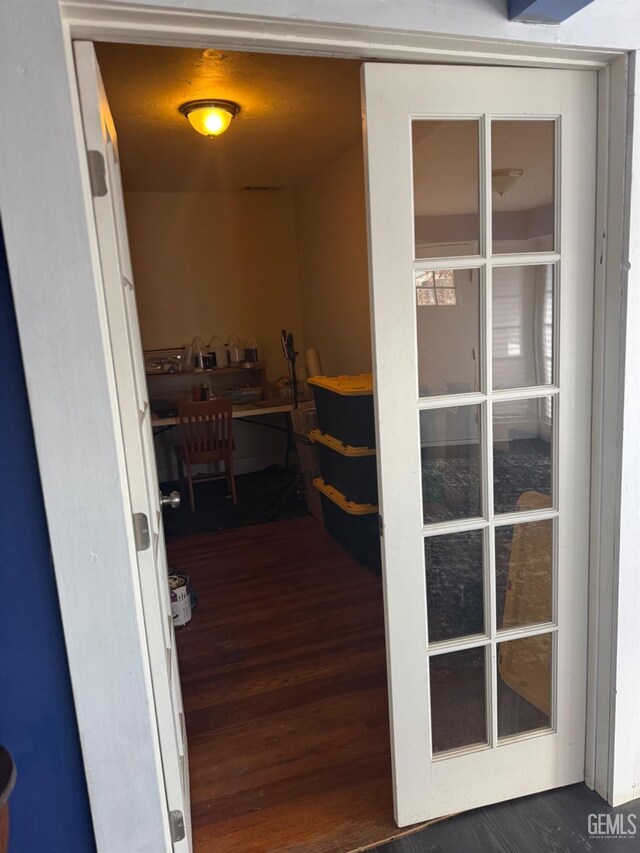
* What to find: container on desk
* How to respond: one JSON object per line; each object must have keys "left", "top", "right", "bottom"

{"left": 313, "top": 477, "right": 381, "bottom": 575}
{"left": 224, "top": 387, "right": 263, "bottom": 405}
{"left": 207, "top": 336, "right": 228, "bottom": 367}
{"left": 244, "top": 335, "right": 261, "bottom": 364}
{"left": 227, "top": 335, "right": 245, "bottom": 365}
{"left": 307, "top": 374, "right": 375, "bottom": 449}
{"left": 310, "top": 429, "right": 377, "bottom": 505}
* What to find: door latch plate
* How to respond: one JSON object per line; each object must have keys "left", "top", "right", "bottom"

{"left": 132, "top": 512, "right": 150, "bottom": 551}
{"left": 87, "top": 149, "right": 107, "bottom": 197}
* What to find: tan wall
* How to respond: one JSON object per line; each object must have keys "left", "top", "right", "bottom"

{"left": 124, "top": 190, "right": 304, "bottom": 381}
{"left": 293, "top": 143, "right": 372, "bottom": 378}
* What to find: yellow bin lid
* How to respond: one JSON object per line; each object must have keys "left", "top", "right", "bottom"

{"left": 307, "top": 374, "right": 373, "bottom": 396}
{"left": 309, "top": 429, "right": 376, "bottom": 457}
{"left": 313, "top": 477, "right": 378, "bottom": 515}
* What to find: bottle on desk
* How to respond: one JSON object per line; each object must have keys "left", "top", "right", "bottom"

{"left": 207, "top": 335, "right": 228, "bottom": 368}
{"left": 227, "top": 334, "right": 245, "bottom": 365}
{"left": 192, "top": 383, "right": 211, "bottom": 402}
{"left": 191, "top": 336, "right": 206, "bottom": 372}
{"left": 244, "top": 334, "right": 261, "bottom": 364}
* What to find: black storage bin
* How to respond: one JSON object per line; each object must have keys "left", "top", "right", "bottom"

{"left": 308, "top": 374, "right": 375, "bottom": 449}
{"left": 310, "top": 429, "right": 378, "bottom": 505}
{"left": 313, "top": 478, "right": 381, "bottom": 575}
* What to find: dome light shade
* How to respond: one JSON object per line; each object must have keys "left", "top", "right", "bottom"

{"left": 492, "top": 168, "right": 524, "bottom": 197}
{"left": 179, "top": 99, "right": 240, "bottom": 137}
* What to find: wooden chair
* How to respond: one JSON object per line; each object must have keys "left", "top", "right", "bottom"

{"left": 175, "top": 399, "right": 237, "bottom": 511}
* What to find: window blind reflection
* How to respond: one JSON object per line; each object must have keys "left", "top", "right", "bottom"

{"left": 492, "top": 265, "right": 554, "bottom": 391}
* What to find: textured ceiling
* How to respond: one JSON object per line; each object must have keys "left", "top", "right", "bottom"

{"left": 95, "top": 44, "right": 363, "bottom": 193}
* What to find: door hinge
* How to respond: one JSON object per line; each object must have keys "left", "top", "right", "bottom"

{"left": 378, "top": 514, "right": 384, "bottom": 537}
{"left": 169, "top": 810, "right": 185, "bottom": 843}
{"left": 86, "top": 149, "right": 107, "bottom": 197}
{"left": 132, "top": 512, "right": 150, "bottom": 551}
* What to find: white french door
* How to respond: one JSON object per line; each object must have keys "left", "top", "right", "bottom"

{"left": 362, "top": 64, "right": 597, "bottom": 825}
{"left": 74, "top": 42, "right": 192, "bottom": 851}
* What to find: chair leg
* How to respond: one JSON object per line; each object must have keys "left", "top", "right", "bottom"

{"left": 227, "top": 453, "right": 237, "bottom": 505}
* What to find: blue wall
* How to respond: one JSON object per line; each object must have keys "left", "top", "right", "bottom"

{"left": 509, "top": 0, "right": 597, "bottom": 23}
{"left": 0, "top": 225, "right": 96, "bottom": 852}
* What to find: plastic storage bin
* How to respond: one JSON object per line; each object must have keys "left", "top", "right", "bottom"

{"left": 307, "top": 374, "right": 375, "bottom": 449}
{"left": 313, "top": 477, "right": 381, "bottom": 575}
{"left": 310, "top": 429, "right": 377, "bottom": 505}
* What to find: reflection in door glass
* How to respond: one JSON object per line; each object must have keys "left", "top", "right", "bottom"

{"left": 430, "top": 646, "right": 487, "bottom": 754}
{"left": 416, "top": 268, "right": 481, "bottom": 397}
{"left": 498, "top": 633, "right": 552, "bottom": 738}
{"left": 412, "top": 120, "right": 480, "bottom": 258}
{"left": 420, "top": 405, "right": 482, "bottom": 523}
{"left": 492, "top": 120, "right": 555, "bottom": 254}
{"left": 495, "top": 519, "right": 553, "bottom": 631}
{"left": 425, "top": 529, "right": 485, "bottom": 643}
{"left": 492, "top": 265, "right": 554, "bottom": 391}
{"left": 493, "top": 397, "right": 553, "bottom": 515}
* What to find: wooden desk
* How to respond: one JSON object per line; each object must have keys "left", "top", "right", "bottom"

{"left": 152, "top": 401, "right": 297, "bottom": 471}
{"left": 151, "top": 401, "right": 293, "bottom": 428}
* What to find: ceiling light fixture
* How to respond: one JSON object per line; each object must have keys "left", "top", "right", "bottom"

{"left": 492, "top": 168, "right": 524, "bottom": 197}
{"left": 178, "top": 99, "right": 240, "bottom": 138}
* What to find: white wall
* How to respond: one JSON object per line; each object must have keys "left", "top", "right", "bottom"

{"left": 112, "top": 0, "right": 640, "bottom": 51}
{"left": 294, "top": 143, "right": 372, "bottom": 377}
{"left": 124, "top": 189, "right": 304, "bottom": 381}
{"left": 125, "top": 190, "right": 304, "bottom": 477}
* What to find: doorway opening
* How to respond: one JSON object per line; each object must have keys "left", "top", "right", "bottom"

{"left": 79, "top": 39, "right": 599, "bottom": 849}
{"left": 94, "top": 42, "right": 409, "bottom": 852}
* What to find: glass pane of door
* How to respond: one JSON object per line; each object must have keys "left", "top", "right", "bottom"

{"left": 413, "top": 120, "right": 480, "bottom": 258}
{"left": 497, "top": 634, "right": 552, "bottom": 738}
{"left": 425, "top": 529, "right": 485, "bottom": 642}
{"left": 416, "top": 268, "right": 481, "bottom": 397}
{"left": 430, "top": 647, "right": 488, "bottom": 754}
{"left": 420, "top": 406, "right": 482, "bottom": 523}
{"left": 495, "top": 519, "right": 553, "bottom": 630}
{"left": 493, "top": 397, "right": 553, "bottom": 515}
{"left": 492, "top": 265, "right": 554, "bottom": 390}
{"left": 492, "top": 120, "right": 556, "bottom": 254}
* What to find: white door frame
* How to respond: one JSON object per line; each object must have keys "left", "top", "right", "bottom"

{"left": 0, "top": 2, "right": 637, "bottom": 849}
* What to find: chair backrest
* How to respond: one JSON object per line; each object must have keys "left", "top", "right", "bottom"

{"left": 177, "top": 398, "right": 233, "bottom": 460}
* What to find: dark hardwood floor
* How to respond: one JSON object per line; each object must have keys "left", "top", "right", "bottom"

{"left": 168, "top": 516, "right": 428, "bottom": 852}
{"left": 168, "top": 517, "right": 633, "bottom": 853}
